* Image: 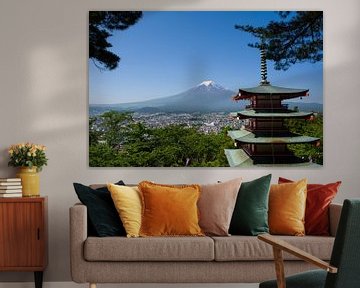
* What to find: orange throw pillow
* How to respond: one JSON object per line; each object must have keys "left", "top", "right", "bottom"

{"left": 269, "top": 179, "right": 307, "bottom": 236}
{"left": 279, "top": 177, "right": 341, "bottom": 236}
{"left": 138, "top": 181, "right": 204, "bottom": 237}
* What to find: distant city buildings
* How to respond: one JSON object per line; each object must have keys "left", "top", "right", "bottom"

{"left": 132, "top": 112, "right": 240, "bottom": 133}
{"left": 91, "top": 111, "right": 242, "bottom": 135}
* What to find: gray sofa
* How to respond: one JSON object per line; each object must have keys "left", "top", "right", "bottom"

{"left": 70, "top": 202, "right": 342, "bottom": 288}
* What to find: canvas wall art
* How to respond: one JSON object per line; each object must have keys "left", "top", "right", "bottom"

{"left": 89, "top": 11, "right": 323, "bottom": 167}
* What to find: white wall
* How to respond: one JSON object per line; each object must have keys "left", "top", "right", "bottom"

{"left": 0, "top": 0, "right": 359, "bottom": 283}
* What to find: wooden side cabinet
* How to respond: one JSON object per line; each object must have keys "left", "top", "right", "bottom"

{"left": 0, "top": 197, "right": 47, "bottom": 288}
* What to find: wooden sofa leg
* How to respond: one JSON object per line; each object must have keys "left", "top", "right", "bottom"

{"left": 89, "top": 283, "right": 96, "bottom": 288}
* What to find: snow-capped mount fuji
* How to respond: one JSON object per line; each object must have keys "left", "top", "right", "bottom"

{"left": 196, "top": 80, "right": 227, "bottom": 90}
{"left": 98, "top": 80, "right": 241, "bottom": 113}
{"left": 199, "top": 80, "right": 215, "bottom": 86}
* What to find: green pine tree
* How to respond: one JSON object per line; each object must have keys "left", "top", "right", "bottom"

{"left": 235, "top": 11, "right": 323, "bottom": 70}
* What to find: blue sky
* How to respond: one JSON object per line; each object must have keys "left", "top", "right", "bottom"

{"left": 89, "top": 11, "right": 323, "bottom": 105}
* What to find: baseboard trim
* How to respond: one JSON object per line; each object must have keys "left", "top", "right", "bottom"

{"left": 0, "top": 282, "right": 259, "bottom": 288}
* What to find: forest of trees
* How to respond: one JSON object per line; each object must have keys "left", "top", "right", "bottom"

{"left": 89, "top": 111, "right": 323, "bottom": 167}
{"left": 89, "top": 111, "right": 234, "bottom": 167}
{"left": 285, "top": 114, "right": 323, "bottom": 165}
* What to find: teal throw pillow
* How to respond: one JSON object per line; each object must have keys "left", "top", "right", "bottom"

{"left": 229, "top": 174, "right": 271, "bottom": 236}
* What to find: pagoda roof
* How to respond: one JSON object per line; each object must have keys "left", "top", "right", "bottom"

{"left": 224, "top": 148, "right": 321, "bottom": 167}
{"left": 233, "top": 84, "right": 309, "bottom": 100}
{"left": 228, "top": 130, "right": 319, "bottom": 144}
{"left": 236, "top": 110, "right": 314, "bottom": 119}
{"left": 224, "top": 149, "right": 253, "bottom": 167}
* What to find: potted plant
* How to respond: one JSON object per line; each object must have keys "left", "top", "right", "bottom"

{"left": 8, "top": 143, "right": 48, "bottom": 197}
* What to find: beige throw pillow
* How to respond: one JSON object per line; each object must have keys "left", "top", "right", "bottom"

{"left": 198, "top": 178, "right": 242, "bottom": 236}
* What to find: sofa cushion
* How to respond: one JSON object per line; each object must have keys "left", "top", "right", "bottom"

{"left": 84, "top": 236, "right": 214, "bottom": 261}
{"left": 139, "top": 181, "right": 203, "bottom": 237}
{"left": 73, "top": 181, "right": 126, "bottom": 237}
{"left": 269, "top": 179, "right": 307, "bottom": 236}
{"left": 229, "top": 174, "right": 271, "bottom": 236}
{"left": 212, "top": 235, "right": 334, "bottom": 261}
{"left": 279, "top": 177, "right": 341, "bottom": 236}
{"left": 198, "top": 178, "right": 242, "bottom": 236}
{"left": 107, "top": 184, "right": 142, "bottom": 238}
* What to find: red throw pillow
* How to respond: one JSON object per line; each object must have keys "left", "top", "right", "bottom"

{"left": 278, "top": 177, "right": 341, "bottom": 236}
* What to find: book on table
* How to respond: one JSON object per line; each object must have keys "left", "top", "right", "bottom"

{"left": 0, "top": 178, "right": 21, "bottom": 182}
{"left": 0, "top": 178, "right": 21, "bottom": 183}
{"left": 0, "top": 189, "right": 22, "bottom": 193}
{"left": 0, "top": 186, "right": 22, "bottom": 190}
{"left": 0, "top": 193, "right": 22, "bottom": 197}
{"left": 0, "top": 182, "right": 22, "bottom": 186}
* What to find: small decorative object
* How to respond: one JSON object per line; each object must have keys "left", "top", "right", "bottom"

{"left": 8, "top": 143, "right": 48, "bottom": 197}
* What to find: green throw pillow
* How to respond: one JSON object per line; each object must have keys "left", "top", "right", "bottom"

{"left": 229, "top": 174, "right": 272, "bottom": 236}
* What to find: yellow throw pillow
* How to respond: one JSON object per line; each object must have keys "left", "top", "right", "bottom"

{"left": 107, "top": 183, "right": 142, "bottom": 238}
{"left": 269, "top": 179, "right": 307, "bottom": 236}
{"left": 138, "top": 181, "right": 204, "bottom": 237}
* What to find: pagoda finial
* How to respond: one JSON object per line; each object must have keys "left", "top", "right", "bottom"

{"left": 260, "top": 44, "right": 270, "bottom": 85}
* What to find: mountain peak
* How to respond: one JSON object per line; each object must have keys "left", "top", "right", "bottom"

{"left": 198, "top": 80, "right": 215, "bottom": 87}
{"left": 197, "top": 80, "right": 225, "bottom": 90}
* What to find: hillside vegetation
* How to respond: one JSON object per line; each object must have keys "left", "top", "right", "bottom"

{"left": 89, "top": 111, "right": 233, "bottom": 167}
{"left": 89, "top": 111, "right": 323, "bottom": 167}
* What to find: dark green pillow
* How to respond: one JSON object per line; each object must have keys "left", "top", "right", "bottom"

{"left": 73, "top": 181, "right": 126, "bottom": 237}
{"left": 229, "top": 174, "right": 272, "bottom": 236}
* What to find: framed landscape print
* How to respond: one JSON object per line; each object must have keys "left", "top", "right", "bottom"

{"left": 89, "top": 11, "right": 323, "bottom": 167}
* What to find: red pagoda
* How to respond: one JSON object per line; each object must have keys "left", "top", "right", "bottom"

{"left": 225, "top": 48, "right": 320, "bottom": 167}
